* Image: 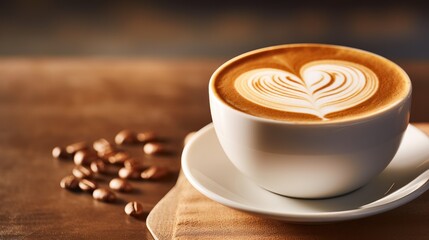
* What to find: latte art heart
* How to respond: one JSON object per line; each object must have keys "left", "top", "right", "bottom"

{"left": 234, "top": 60, "right": 379, "bottom": 120}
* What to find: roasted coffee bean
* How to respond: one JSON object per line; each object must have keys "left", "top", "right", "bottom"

{"left": 118, "top": 167, "right": 140, "bottom": 179}
{"left": 74, "top": 150, "right": 97, "bottom": 166}
{"left": 90, "top": 160, "right": 107, "bottom": 174}
{"left": 66, "top": 142, "right": 88, "bottom": 155}
{"left": 115, "top": 130, "right": 137, "bottom": 145}
{"left": 109, "top": 178, "right": 133, "bottom": 192}
{"left": 136, "top": 131, "right": 157, "bottom": 143}
{"left": 108, "top": 151, "right": 130, "bottom": 165}
{"left": 52, "top": 146, "right": 71, "bottom": 159}
{"left": 92, "top": 188, "right": 116, "bottom": 202}
{"left": 143, "top": 143, "right": 170, "bottom": 155}
{"left": 97, "top": 149, "right": 115, "bottom": 162}
{"left": 60, "top": 175, "right": 80, "bottom": 191}
{"left": 93, "top": 138, "right": 114, "bottom": 153}
{"left": 184, "top": 132, "right": 196, "bottom": 146}
{"left": 72, "top": 165, "right": 93, "bottom": 179}
{"left": 124, "top": 201, "right": 144, "bottom": 217}
{"left": 124, "top": 158, "right": 145, "bottom": 171}
{"left": 141, "top": 166, "right": 169, "bottom": 180}
{"left": 78, "top": 179, "right": 98, "bottom": 192}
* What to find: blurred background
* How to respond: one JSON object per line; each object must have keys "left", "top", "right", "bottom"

{"left": 1, "top": 0, "right": 428, "bottom": 123}
{"left": 0, "top": 0, "right": 428, "bottom": 60}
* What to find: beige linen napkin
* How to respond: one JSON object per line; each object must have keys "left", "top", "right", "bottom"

{"left": 170, "top": 171, "right": 429, "bottom": 239}
{"left": 148, "top": 124, "right": 429, "bottom": 239}
{"left": 171, "top": 173, "right": 295, "bottom": 240}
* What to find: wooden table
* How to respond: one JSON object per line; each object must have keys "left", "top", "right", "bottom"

{"left": 0, "top": 58, "right": 428, "bottom": 239}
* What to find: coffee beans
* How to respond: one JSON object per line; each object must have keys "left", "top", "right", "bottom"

{"left": 136, "top": 131, "right": 157, "bottom": 143}
{"left": 124, "top": 201, "right": 144, "bottom": 217}
{"left": 52, "top": 146, "right": 71, "bottom": 159}
{"left": 118, "top": 167, "right": 140, "bottom": 179}
{"left": 93, "top": 138, "right": 117, "bottom": 163}
{"left": 90, "top": 160, "right": 107, "bottom": 174}
{"left": 74, "top": 150, "right": 97, "bottom": 166}
{"left": 141, "top": 166, "right": 169, "bottom": 180}
{"left": 97, "top": 150, "right": 115, "bottom": 162}
{"left": 56, "top": 128, "right": 177, "bottom": 218}
{"left": 72, "top": 165, "right": 93, "bottom": 179}
{"left": 93, "top": 138, "right": 114, "bottom": 154}
{"left": 124, "top": 158, "right": 144, "bottom": 171}
{"left": 93, "top": 188, "right": 116, "bottom": 202}
{"left": 115, "top": 130, "right": 137, "bottom": 145}
{"left": 143, "top": 143, "right": 170, "bottom": 155}
{"left": 108, "top": 151, "right": 130, "bottom": 165}
{"left": 66, "top": 142, "right": 88, "bottom": 155}
{"left": 60, "top": 175, "right": 80, "bottom": 191}
{"left": 115, "top": 129, "right": 159, "bottom": 145}
{"left": 79, "top": 179, "right": 98, "bottom": 192}
{"left": 109, "top": 178, "right": 133, "bottom": 192}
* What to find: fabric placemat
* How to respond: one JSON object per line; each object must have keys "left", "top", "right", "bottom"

{"left": 148, "top": 123, "right": 429, "bottom": 240}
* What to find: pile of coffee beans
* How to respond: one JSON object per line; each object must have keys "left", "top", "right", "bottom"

{"left": 54, "top": 129, "right": 175, "bottom": 218}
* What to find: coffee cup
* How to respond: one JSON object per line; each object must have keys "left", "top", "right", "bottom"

{"left": 209, "top": 44, "right": 411, "bottom": 198}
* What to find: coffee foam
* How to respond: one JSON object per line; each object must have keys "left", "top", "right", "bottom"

{"left": 213, "top": 44, "right": 411, "bottom": 123}
{"left": 234, "top": 60, "right": 379, "bottom": 120}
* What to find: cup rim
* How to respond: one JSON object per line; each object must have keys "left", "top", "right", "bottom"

{"left": 209, "top": 43, "right": 412, "bottom": 126}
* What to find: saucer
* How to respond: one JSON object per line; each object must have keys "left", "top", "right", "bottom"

{"left": 182, "top": 124, "right": 429, "bottom": 223}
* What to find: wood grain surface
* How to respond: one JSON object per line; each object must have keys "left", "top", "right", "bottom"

{"left": 0, "top": 58, "right": 428, "bottom": 239}
{"left": 0, "top": 59, "right": 217, "bottom": 239}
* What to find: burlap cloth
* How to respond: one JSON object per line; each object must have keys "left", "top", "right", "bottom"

{"left": 171, "top": 173, "right": 294, "bottom": 239}
{"left": 148, "top": 123, "right": 429, "bottom": 239}
{"left": 166, "top": 175, "right": 428, "bottom": 239}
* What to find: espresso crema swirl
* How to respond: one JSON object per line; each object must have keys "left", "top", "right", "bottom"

{"left": 234, "top": 60, "right": 379, "bottom": 120}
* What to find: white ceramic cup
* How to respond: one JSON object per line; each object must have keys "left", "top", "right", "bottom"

{"left": 209, "top": 46, "right": 412, "bottom": 199}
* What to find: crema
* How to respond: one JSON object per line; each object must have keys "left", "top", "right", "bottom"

{"left": 212, "top": 44, "right": 410, "bottom": 122}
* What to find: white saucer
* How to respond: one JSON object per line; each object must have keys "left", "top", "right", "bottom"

{"left": 182, "top": 124, "right": 429, "bottom": 223}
